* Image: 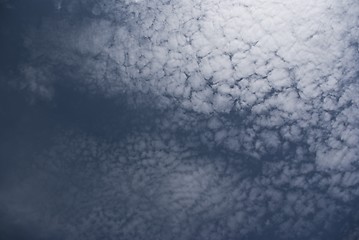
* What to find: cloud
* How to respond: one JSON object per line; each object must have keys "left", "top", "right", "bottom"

{"left": 2, "top": 0, "right": 359, "bottom": 239}
{"left": 1, "top": 126, "right": 354, "bottom": 240}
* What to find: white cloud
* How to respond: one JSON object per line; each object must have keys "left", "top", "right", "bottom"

{"left": 8, "top": 0, "right": 359, "bottom": 238}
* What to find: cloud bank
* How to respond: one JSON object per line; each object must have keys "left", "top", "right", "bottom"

{"left": 1, "top": 0, "right": 359, "bottom": 239}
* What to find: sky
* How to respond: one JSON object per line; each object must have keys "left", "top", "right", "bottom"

{"left": 0, "top": 0, "right": 359, "bottom": 239}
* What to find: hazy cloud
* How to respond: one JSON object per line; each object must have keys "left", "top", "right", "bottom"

{"left": 1, "top": 0, "right": 359, "bottom": 239}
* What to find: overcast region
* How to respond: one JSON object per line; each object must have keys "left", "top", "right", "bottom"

{"left": 0, "top": 0, "right": 359, "bottom": 239}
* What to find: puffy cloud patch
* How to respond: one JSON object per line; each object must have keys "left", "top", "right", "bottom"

{"left": 1, "top": 105, "right": 359, "bottom": 239}
{"left": 1, "top": 127, "right": 356, "bottom": 240}
{"left": 18, "top": 0, "right": 359, "bottom": 169}
{"left": 2, "top": 0, "right": 359, "bottom": 239}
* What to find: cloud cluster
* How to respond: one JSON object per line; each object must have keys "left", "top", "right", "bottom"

{"left": 3, "top": 127, "right": 356, "bottom": 240}
{"left": 22, "top": 0, "right": 359, "bottom": 169}
{"left": 4, "top": 0, "right": 359, "bottom": 239}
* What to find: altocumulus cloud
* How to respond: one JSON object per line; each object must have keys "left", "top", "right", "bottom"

{"left": 1, "top": 0, "right": 359, "bottom": 239}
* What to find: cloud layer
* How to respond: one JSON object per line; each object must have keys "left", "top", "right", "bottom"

{"left": 1, "top": 0, "right": 359, "bottom": 239}
{"left": 21, "top": 0, "right": 359, "bottom": 169}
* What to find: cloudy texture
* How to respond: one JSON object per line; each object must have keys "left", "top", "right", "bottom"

{"left": 0, "top": 0, "right": 359, "bottom": 239}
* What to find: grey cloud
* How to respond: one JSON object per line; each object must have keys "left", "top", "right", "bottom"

{"left": 1, "top": 0, "right": 359, "bottom": 239}
{"left": 2, "top": 127, "right": 355, "bottom": 240}
{"left": 19, "top": 0, "right": 359, "bottom": 167}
